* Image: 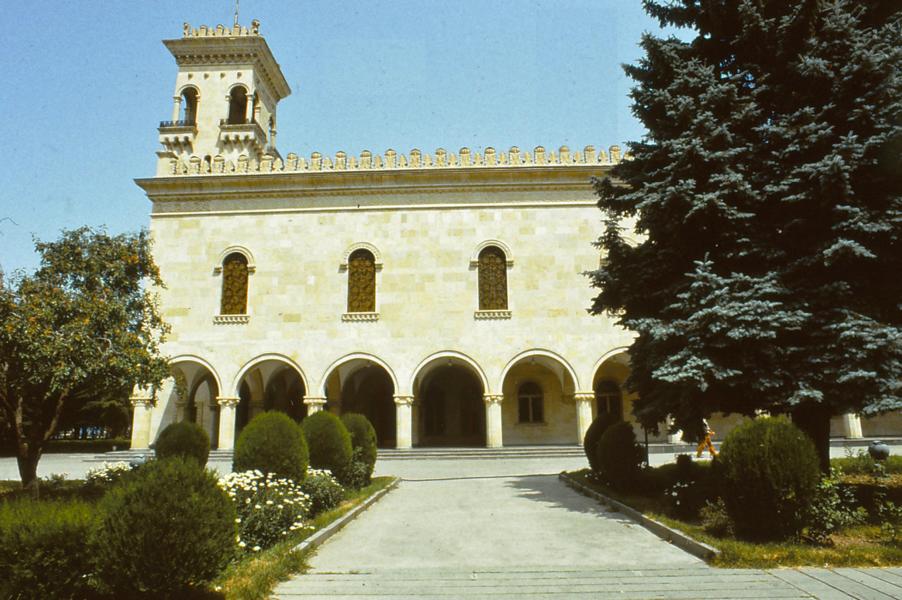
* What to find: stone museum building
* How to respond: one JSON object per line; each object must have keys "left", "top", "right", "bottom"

{"left": 129, "top": 20, "right": 899, "bottom": 451}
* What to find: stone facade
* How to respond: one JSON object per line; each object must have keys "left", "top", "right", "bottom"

{"left": 130, "top": 20, "right": 894, "bottom": 452}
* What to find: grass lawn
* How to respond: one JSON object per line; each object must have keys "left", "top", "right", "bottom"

{"left": 215, "top": 476, "right": 396, "bottom": 600}
{"left": 567, "top": 469, "right": 902, "bottom": 568}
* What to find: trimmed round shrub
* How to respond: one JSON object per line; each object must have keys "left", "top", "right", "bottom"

{"left": 584, "top": 412, "right": 620, "bottom": 472}
{"left": 233, "top": 411, "right": 309, "bottom": 482}
{"left": 153, "top": 420, "right": 210, "bottom": 465}
{"left": 596, "top": 421, "right": 644, "bottom": 490}
{"left": 0, "top": 499, "right": 96, "bottom": 600}
{"left": 302, "top": 411, "right": 353, "bottom": 478}
{"left": 341, "top": 413, "right": 377, "bottom": 487}
{"left": 92, "top": 457, "right": 237, "bottom": 597}
{"left": 301, "top": 468, "right": 346, "bottom": 516}
{"left": 718, "top": 416, "right": 820, "bottom": 540}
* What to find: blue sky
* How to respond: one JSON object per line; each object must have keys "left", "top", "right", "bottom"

{"left": 0, "top": 1, "right": 675, "bottom": 274}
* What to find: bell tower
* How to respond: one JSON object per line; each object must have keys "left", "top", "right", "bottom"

{"left": 156, "top": 20, "right": 291, "bottom": 175}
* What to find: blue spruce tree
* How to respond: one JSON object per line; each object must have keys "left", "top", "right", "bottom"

{"left": 590, "top": 0, "right": 901, "bottom": 468}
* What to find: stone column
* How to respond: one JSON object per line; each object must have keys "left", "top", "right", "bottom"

{"left": 217, "top": 397, "right": 240, "bottom": 450}
{"left": 393, "top": 395, "right": 414, "bottom": 449}
{"left": 304, "top": 396, "right": 327, "bottom": 414}
{"left": 484, "top": 394, "right": 504, "bottom": 448}
{"left": 246, "top": 93, "right": 255, "bottom": 124}
{"left": 129, "top": 395, "right": 154, "bottom": 449}
{"left": 574, "top": 392, "right": 595, "bottom": 445}
{"left": 171, "top": 95, "right": 181, "bottom": 122}
{"left": 841, "top": 413, "right": 863, "bottom": 439}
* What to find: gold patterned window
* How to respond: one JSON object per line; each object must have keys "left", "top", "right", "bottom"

{"left": 220, "top": 253, "right": 249, "bottom": 315}
{"left": 347, "top": 249, "right": 376, "bottom": 313}
{"left": 478, "top": 246, "right": 508, "bottom": 310}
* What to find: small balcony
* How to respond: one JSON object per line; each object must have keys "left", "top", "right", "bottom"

{"left": 158, "top": 120, "right": 197, "bottom": 152}
{"left": 219, "top": 119, "right": 266, "bottom": 148}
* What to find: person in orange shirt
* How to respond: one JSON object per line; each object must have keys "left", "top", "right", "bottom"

{"left": 696, "top": 419, "right": 717, "bottom": 458}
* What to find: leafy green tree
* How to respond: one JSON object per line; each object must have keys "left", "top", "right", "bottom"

{"left": 0, "top": 228, "right": 169, "bottom": 491}
{"left": 590, "top": 0, "right": 901, "bottom": 469}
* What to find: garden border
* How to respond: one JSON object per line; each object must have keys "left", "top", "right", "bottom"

{"left": 559, "top": 471, "right": 719, "bottom": 561}
{"left": 293, "top": 477, "right": 399, "bottom": 554}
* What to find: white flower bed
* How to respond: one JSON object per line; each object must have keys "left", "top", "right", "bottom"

{"left": 218, "top": 470, "right": 313, "bottom": 552}
{"left": 85, "top": 461, "right": 133, "bottom": 486}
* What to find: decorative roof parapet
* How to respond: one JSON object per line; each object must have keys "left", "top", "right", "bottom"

{"left": 165, "top": 145, "right": 627, "bottom": 177}
{"left": 182, "top": 20, "right": 261, "bottom": 38}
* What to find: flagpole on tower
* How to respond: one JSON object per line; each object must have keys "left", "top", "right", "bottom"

{"left": 234, "top": 0, "right": 240, "bottom": 27}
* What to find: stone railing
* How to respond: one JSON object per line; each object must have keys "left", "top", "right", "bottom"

{"left": 182, "top": 20, "right": 260, "bottom": 39}
{"left": 164, "top": 144, "right": 626, "bottom": 176}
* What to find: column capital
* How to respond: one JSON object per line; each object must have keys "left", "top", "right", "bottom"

{"left": 130, "top": 396, "right": 153, "bottom": 408}
{"left": 573, "top": 392, "right": 595, "bottom": 403}
{"left": 303, "top": 396, "right": 327, "bottom": 407}
{"left": 483, "top": 394, "right": 503, "bottom": 405}
{"left": 393, "top": 395, "right": 414, "bottom": 406}
{"left": 217, "top": 396, "right": 240, "bottom": 408}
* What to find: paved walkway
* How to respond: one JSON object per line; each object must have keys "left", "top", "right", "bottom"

{"left": 275, "top": 458, "right": 902, "bottom": 599}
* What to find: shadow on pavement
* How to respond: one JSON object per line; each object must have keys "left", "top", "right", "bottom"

{"left": 503, "top": 474, "right": 638, "bottom": 524}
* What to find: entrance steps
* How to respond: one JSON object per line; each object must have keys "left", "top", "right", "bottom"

{"left": 85, "top": 449, "right": 235, "bottom": 463}
{"left": 377, "top": 445, "right": 586, "bottom": 460}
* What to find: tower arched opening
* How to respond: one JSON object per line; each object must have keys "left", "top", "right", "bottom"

{"left": 227, "top": 86, "right": 248, "bottom": 124}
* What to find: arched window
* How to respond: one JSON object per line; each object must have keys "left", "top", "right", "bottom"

{"left": 478, "top": 246, "right": 508, "bottom": 310}
{"left": 228, "top": 86, "right": 248, "bottom": 124}
{"left": 181, "top": 88, "right": 198, "bottom": 125}
{"left": 220, "top": 253, "right": 249, "bottom": 315}
{"left": 595, "top": 380, "right": 623, "bottom": 421}
{"left": 347, "top": 249, "right": 376, "bottom": 312}
{"left": 518, "top": 382, "right": 544, "bottom": 423}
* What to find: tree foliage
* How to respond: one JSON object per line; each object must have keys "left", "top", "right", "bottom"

{"left": 0, "top": 227, "right": 170, "bottom": 489}
{"left": 589, "top": 0, "right": 902, "bottom": 463}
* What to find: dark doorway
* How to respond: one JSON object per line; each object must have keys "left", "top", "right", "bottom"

{"left": 264, "top": 367, "right": 307, "bottom": 423}
{"left": 340, "top": 366, "right": 395, "bottom": 448}
{"left": 418, "top": 365, "right": 484, "bottom": 446}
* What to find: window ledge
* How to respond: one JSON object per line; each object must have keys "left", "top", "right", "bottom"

{"left": 213, "top": 314, "right": 250, "bottom": 324}
{"left": 474, "top": 310, "right": 512, "bottom": 320}
{"left": 342, "top": 312, "right": 379, "bottom": 322}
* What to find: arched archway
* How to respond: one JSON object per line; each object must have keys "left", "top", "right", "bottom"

{"left": 323, "top": 355, "right": 396, "bottom": 447}
{"left": 592, "top": 351, "right": 631, "bottom": 422}
{"left": 169, "top": 358, "right": 221, "bottom": 448}
{"left": 412, "top": 354, "right": 487, "bottom": 447}
{"left": 499, "top": 350, "right": 578, "bottom": 445}
{"left": 233, "top": 355, "right": 308, "bottom": 437}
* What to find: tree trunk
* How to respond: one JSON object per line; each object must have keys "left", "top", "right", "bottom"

{"left": 791, "top": 403, "right": 832, "bottom": 473}
{"left": 16, "top": 444, "right": 41, "bottom": 498}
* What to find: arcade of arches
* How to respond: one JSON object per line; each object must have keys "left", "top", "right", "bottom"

{"left": 131, "top": 351, "right": 645, "bottom": 451}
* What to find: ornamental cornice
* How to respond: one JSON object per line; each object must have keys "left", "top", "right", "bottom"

{"left": 138, "top": 165, "right": 608, "bottom": 211}
{"left": 213, "top": 314, "right": 250, "bottom": 324}
{"left": 474, "top": 310, "right": 512, "bottom": 320}
{"left": 341, "top": 312, "right": 380, "bottom": 322}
